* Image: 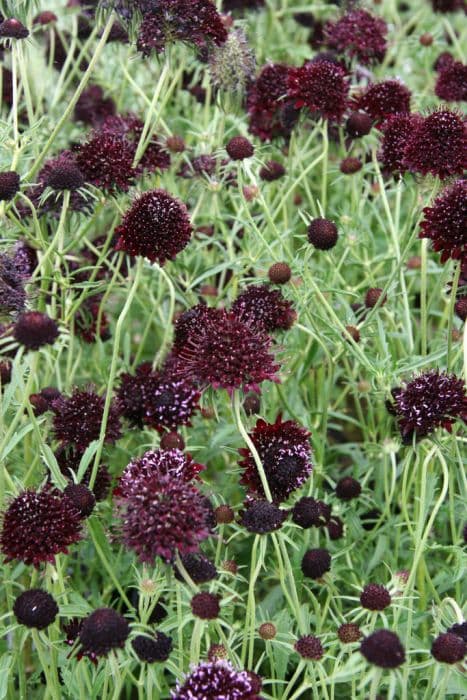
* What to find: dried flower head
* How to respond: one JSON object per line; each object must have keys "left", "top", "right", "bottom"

{"left": 419, "top": 180, "right": 466, "bottom": 263}
{"left": 132, "top": 632, "right": 173, "bottom": 663}
{"left": 1, "top": 486, "right": 82, "bottom": 567}
{"left": 172, "top": 659, "right": 257, "bottom": 699}
{"left": 209, "top": 29, "right": 255, "bottom": 93}
{"left": 294, "top": 635, "right": 324, "bottom": 660}
{"left": 360, "top": 584, "right": 391, "bottom": 611}
{"left": 287, "top": 60, "right": 349, "bottom": 122}
{"left": 115, "top": 189, "right": 193, "bottom": 264}
{"left": 435, "top": 60, "right": 467, "bottom": 102}
{"left": 14, "top": 590, "right": 58, "bottom": 629}
{"left": 353, "top": 81, "right": 411, "bottom": 122}
{"left": 239, "top": 414, "right": 312, "bottom": 501}
{"left": 232, "top": 285, "right": 296, "bottom": 332}
{"left": 403, "top": 109, "right": 467, "bottom": 179}
{"left": 0, "top": 171, "right": 20, "bottom": 201}
{"left": 191, "top": 592, "right": 221, "bottom": 619}
{"left": 268, "top": 262, "right": 291, "bottom": 284}
{"left": 79, "top": 608, "right": 129, "bottom": 658}
{"left": 360, "top": 630, "right": 405, "bottom": 668}
{"left": 324, "top": 9, "right": 387, "bottom": 65}
{"left": 301, "top": 548, "right": 331, "bottom": 579}
{"left": 240, "top": 500, "right": 287, "bottom": 533}
{"left": 52, "top": 388, "right": 122, "bottom": 450}
{"left": 14, "top": 312, "right": 59, "bottom": 350}
{"left": 390, "top": 370, "right": 467, "bottom": 441}
{"left": 379, "top": 113, "right": 424, "bottom": 174}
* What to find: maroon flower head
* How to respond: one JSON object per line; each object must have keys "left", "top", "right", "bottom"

{"left": 360, "top": 630, "right": 405, "bottom": 668}
{"left": 174, "top": 308, "right": 280, "bottom": 394}
{"left": 435, "top": 60, "right": 467, "bottom": 102}
{"left": 431, "top": 632, "right": 466, "bottom": 663}
{"left": 447, "top": 622, "right": 467, "bottom": 643}
{"left": 307, "top": 218, "right": 338, "bottom": 250}
{"left": 14, "top": 590, "right": 58, "bottom": 629}
{"left": 419, "top": 180, "right": 466, "bottom": 263}
{"left": 137, "top": 0, "right": 227, "bottom": 56}
{"left": 365, "top": 287, "right": 386, "bottom": 308}
{"left": 391, "top": 370, "right": 467, "bottom": 441}
{"left": 379, "top": 113, "right": 424, "bottom": 174}
{"left": 117, "top": 363, "right": 155, "bottom": 428}
{"left": 74, "top": 85, "right": 116, "bottom": 126}
{"left": 1, "top": 486, "right": 82, "bottom": 567}
{"left": 327, "top": 516, "right": 344, "bottom": 540}
{"left": 434, "top": 52, "right": 455, "bottom": 73}
{"left": 294, "top": 635, "right": 324, "bottom": 660}
{"left": 301, "top": 548, "right": 331, "bottom": 579}
{"left": 268, "top": 262, "right": 291, "bottom": 284}
{"left": 287, "top": 60, "right": 349, "bottom": 122}
{"left": 340, "top": 157, "right": 362, "bottom": 174}
{"left": 431, "top": 0, "right": 466, "bottom": 11}
{"left": 174, "top": 552, "right": 217, "bottom": 583}
{"left": 353, "top": 81, "right": 411, "bottom": 122}
{"left": 132, "top": 632, "right": 173, "bottom": 663}
{"left": 335, "top": 476, "right": 361, "bottom": 500}
{"left": 260, "top": 160, "right": 286, "bottom": 181}
{"left": 14, "top": 312, "right": 59, "bottom": 350}
{"left": 79, "top": 608, "right": 129, "bottom": 658}
{"left": 403, "top": 109, "right": 466, "bottom": 179}
{"left": 226, "top": 136, "right": 254, "bottom": 160}
{"left": 0, "top": 18, "right": 29, "bottom": 39}
{"left": 239, "top": 414, "right": 312, "bottom": 501}
{"left": 144, "top": 372, "right": 200, "bottom": 432}
{"left": 0, "top": 171, "right": 20, "bottom": 201}
{"left": 0, "top": 361, "right": 12, "bottom": 385}
{"left": 99, "top": 113, "right": 170, "bottom": 175}
{"left": 63, "top": 483, "right": 96, "bottom": 518}
{"left": 240, "top": 499, "right": 287, "bottom": 533}
{"left": 115, "top": 189, "right": 193, "bottom": 264}
{"left": 247, "top": 63, "right": 293, "bottom": 141}
{"left": 74, "top": 131, "right": 137, "bottom": 192}
{"left": 360, "top": 584, "right": 391, "bottom": 611}
{"left": 44, "top": 155, "right": 85, "bottom": 191}
{"left": 117, "top": 471, "right": 212, "bottom": 563}
{"left": 232, "top": 284, "right": 296, "bottom": 332}
{"left": 324, "top": 9, "right": 387, "bottom": 65}
{"left": 346, "top": 111, "right": 373, "bottom": 138}
{"left": 291, "top": 497, "right": 330, "bottom": 528}
{"left": 191, "top": 592, "right": 220, "bottom": 619}
{"left": 173, "top": 303, "right": 214, "bottom": 349}
{"left": 52, "top": 388, "right": 122, "bottom": 450}
{"left": 172, "top": 660, "right": 258, "bottom": 699}
{"left": 0, "top": 251, "right": 27, "bottom": 315}
{"left": 118, "top": 448, "right": 204, "bottom": 499}
{"left": 29, "top": 152, "right": 92, "bottom": 216}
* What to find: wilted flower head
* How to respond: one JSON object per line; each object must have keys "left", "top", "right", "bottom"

{"left": 172, "top": 659, "right": 259, "bottom": 699}
{"left": 403, "top": 109, "right": 467, "bottom": 179}
{"left": 115, "top": 189, "right": 193, "bottom": 264}
{"left": 174, "top": 308, "right": 280, "bottom": 394}
{"left": 1, "top": 486, "right": 82, "bottom": 567}
{"left": 239, "top": 414, "right": 312, "bottom": 501}
{"left": 232, "top": 284, "right": 296, "bottom": 332}
{"left": 435, "top": 60, "right": 467, "bottom": 102}
{"left": 52, "top": 388, "right": 122, "bottom": 449}
{"left": 118, "top": 448, "right": 204, "bottom": 499}
{"left": 209, "top": 28, "right": 255, "bottom": 93}
{"left": 353, "top": 80, "right": 411, "bottom": 122}
{"left": 378, "top": 113, "right": 423, "bottom": 174}
{"left": 137, "top": 0, "right": 227, "bottom": 56}
{"left": 419, "top": 180, "right": 466, "bottom": 263}
{"left": 287, "top": 60, "right": 349, "bottom": 122}
{"left": 324, "top": 9, "right": 387, "bottom": 65}
{"left": 390, "top": 370, "right": 467, "bottom": 441}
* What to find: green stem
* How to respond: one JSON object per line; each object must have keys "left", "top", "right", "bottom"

{"left": 232, "top": 391, "right": 272, "bottom": 501}
{"left": 447, "top": 261, "right": 461, "bottom": 371}
{"left": 420, "top": 238, "right": 429, "bottom": 356}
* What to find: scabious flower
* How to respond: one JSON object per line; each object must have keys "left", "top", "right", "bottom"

{"left": 191, "top": 592, "right": 221, "bottom": 619}
{"left": 174, "top": 552, "right": 217, "bottom": 583}
{"left": 14, "top": 590, "right": 58, "bottom": 629}
{"left": 118, "top": 449, "right": 204, "bottom": 499}
{"left": 301, "top": 548, "right": 331, "bottom": 579}
{"left": 0, "top": 486, "right": 82, "bottom": 567}
{"left": 13, "top": 312, "right": 59, "bottom": 350}
{"left": 335, "top": 476, "right": 361, "bottom": 500}
{"left": 173, "top": 303, "right": 215, "bottom": 349}
{"left": 44, "top": 155, "right": 85, "bottom": 191}
{"left": 115, "top": 189, "right": 193, "bottom": 264}
{"left": 209, "top": 28, "right": 256, "bottom": 94}
{"left": 360, "top": 630, "right": 405, "bottom": 668}
{"left": 63, "top": 484, "right": 96, "bottom": 518}
{"left": 74, "top": 298, "right": 110, "bottom": 344}
{"left": 99, "top": 113, "right": 171, "bottom": 175}
{"left": 172, "top": 659, "right": 259, "bottom": 699}
{"left": 378, "top": 113, "right": 423, "bottom": 175}
{"left": 294, "top": 635, "right": 324, "bottom": 660}
{"left": 307, "top": 218, "right": 339, "bottom": 250}
{"left": 0, "top": 251, "right": 27, "bottom": 316}
{"left": 239, "top": 414, "right": 312, "bottom": 501}
{"left": 0, "top": 171, "right": 20, "bottom": 201}
{"left": 74, "top": 130, "right": 137, "bottom": 192}
{"left": 360, "top": 584, "right": 391, "bottom": 611}
{"left": 268, "top": 262, "right": 291, "bottom": 284}
{"left": 390, "top": 370, "right": 467, "bottom": 441}
{"left": 240, "top": 499, "right": 287, "bottom": 533}
{"left": 346, "top": 111, "right": 373, "bottom": 138}
{"left": 117, "top": 469, "right": 212, "bottom": 563}
{"left": 260, "top": 160, "right": 286, "bottom": 181}
{"left": 352, "top": 81, "right": 411, "bottom": 122}
{"left": 79, "top": 608, "right": 129, "bottom": 658}
{"left": 291, "top": 497, "right": 330, "bottom": 528}
{"left": 27, "top": 152, "right": 93, "bottom": 216}
{"left": 74, "top": 85, "right": 116, "bottom": 125}
{"left": 338, "top": 623, "right": 362, "bottom": 643}
{"left": 324, "top": 9, "right": 387, "bottom": 65}
{"left": 51, "top": 388, "right": 122, "bottom": 450}
{"left": 435, "top": 60, "right": 467, "bottom": 102}
{"left": 247, "top": 63, "right": 295, "bottom": 141}
{"left": 137, "top": 0, "right": 227, "bottom": 56}
{"left": 287, "top": 60, "right": 349, "bottom": 122}
{"left": 232, "top": 285, "right": 296, "bottom": 332}
{"left": 431, "top": 632, "right": 466, "bottom": 663}
{"left": 403, "top": 109, "right": 467, "bottom": 179}
{"left": 226, "top": 136, "right": 255, "bottom": 160}
{"left": 132, "top": 632, "right": 173, "bottom": 663}
{"left": 419, "top": 180, "right": 466, "bottom": 263}
{"left": 174, "top": 309, "right": 280, "bottom": 394}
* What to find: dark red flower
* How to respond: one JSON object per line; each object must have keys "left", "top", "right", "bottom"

{"left": 79, "top": 608, "right": 129, "bottom": 658}
{"left": 294, "top": 635, "right": 324, "bottom": 660}
{"left": 346, "top": 111, "right": 373, "bottom": 138}
{"left": 0, "top": 486, "right": 82, "bottom": 567}
{"left": 431, "top": 0, "right": 466, "bottom": 12}
{"left": 99, "top": 113, "right": 170, "bottom": 175}
{"left": 74, "top": 85, "right": 116, "bottom": 126}
{"left": 174, "top": 552, "right": 217, "bottom": 583}
{"left": 115, "top": 189, "right": 193, "bottom": 264}
{"left": 137, "top": 0, "right": 227, "bottom": 56}
{"left": 434, "top": 52, "right": 455, "bottom": 72}
{"left": 447, "top": 622, "right": 467, "bottom": 643}
{"left": 403, "top": 109, "right": 467, "bottom": 179}
{"left": 301, "top": 548, "right": 331, "bottom": 579}
{"left": 291, "top": 497, "right": 330, "bottom": 528}
{"left": 44, "top": 156, "right": 85, "bottom": 191}
{"left": 74, "top": 131, "right": 137, "bottom": 192}
{"left": 0, "top": 18, "right": 29, "bottom": 39}
{"left": 260, "top": 161, "right": 286, "bottom": 181}
{"left": 287, "top": 60, "right": 349, "bottom": 122}
{"left": 390, "top": 370, "right": 467, "bottom": 440}
{"left": 268, "top": 262, "right": 291, "bottom": 284}
{"left": 353, "top": 81, "right": 411, "bottom": 122}
{"left": 191, "top": 592, "right": 220, "bottom": 619}
{"left": 240, "top": 499, "right": 287, "bottom": 533}
{"left": 14, "top": 590, "right": 58, "bottom": 629}
{"left": 340, "top": 157, "right": 362, "bottom": 174}
{"left": 0, "top": 171, "right": 20, "bottom": 201}
{"left": 222, "top": 0, "right": 264, "bottom": 10}
{"left": 360, "top": 630, "right": 405, "bottom": 668}
{"left": 226, "top": 136, "right": 254, "bottom": 160}
{"left": 132, "top": 632, "right": 173, "bottom": 663}
{"left": 172, "top": 304, "right": 214, "bottom": 349}
{"left": 116, "top": 363, "right": 154, "bottom": 428}
{"left": 232, "top": 284, "right": 296, "bottom": 332}
{"left": 27, "top": 152, "right": 93, "bottom": 216}
{"left": 307, "top": 218, "right": 339, "bottom": 250}
{"left": 324, "top": 9, "right": 387, "bottom": 65}
{"left": 118, "top": 448, "right": 204, "bottom": 499}
{"left": 435, "top": 60, "right": 467, "bottom": 102}
{"left": 215, "top": 504, "right": 235, "bottom": 524}
{"left": 419, "top": 180, "right": 466, "bottom": 263}
{"left": 117, "top": 471, "right": 212, "bottom": 563}
{"left": 144, "top": 373, "right": 200, "bottom": 432}
{"left": 360, "top": 584, "right": 391, "bottom": 611}
{"left": 14, "top": 312, "right": 59, "bottom": 350}
{"left": 335, "top": 476, "right": 361, "bottom": 500}
{"left": 431, "top": 632, "right": 466, "bottom": 663}
{"left": 365, "top": 287, "right": 386, "bottom": 308}
{"left": 379, "top": 113, "right": 424, "bottom": 174}
{"left": 63, "top": 483, "right": 96, "bottom": 518}
{"left": 327, "top": 515, "right": 344, "bottom": 540}
{"left": 174, "top": 309, "right": 280, "bottom": 394}
{"left": 51, "top": 388, "right": 122, "bottom": 449}
{"left": 173, "top": 660, "right": 258, "bottom": 699}
{"left": 239, "top": 414, "right": 312, "bottom": 501}
{"left": 0, "top": 250, "right": 27, "bottom": 315}
{"left": 247, "top": 63, "right": 294, "bottom": 141}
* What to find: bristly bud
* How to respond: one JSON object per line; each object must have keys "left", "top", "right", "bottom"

{"left": 294, "top": 635, "right": 324, "bottom": 660}
{"left": 33, "top": 11, "right": 58, "bottom": 26}
{"left": 13, "top": 312, "right": 59, "bottom": 351}
{"left": 301, "top": 548, "right": 331, "bottom": 579}
{"left": 14, "top": 590, "right": 58, "bottom": 629}
{"left": 222, "top": 559, "right": 238, "bottom": 574}
{"left": 291, "top": 497, "right": 330, "bottom": 528}
{"left": 0, "top": 18, "right": 29, "bottom": 39}
{"left": 360, "top": 630, "right": 405, "bottom": 668}
{"left": 166, "top": 135, "right": 186, "bottom": 153}
{"left": 431, "top": 633, "right": 466, "bottom": 663}
{"left": 0, "top": 171, "right": 20, "bottom": 201}
{"left": 226, "top": 136, "right": 255, "bottom": 160}
{"left": 343, "top": 325, "right": 360, "bottom": 343}
{"left": 259, "top": 622, "right": 276, "bottom": 640}
{"left": 209, "top": 28, "right": 255, "bottom": 93}
{"left": 308, "top": 218, "right": 338, "bottom": 250}
{"left": 268, "top": 262, "right": 291, "bottom": 284}
{"left": 419, "top": 32, "right": 433, "bottom": 46}
{"left": 191, "top": 592, "right": 221, "bottom": 620}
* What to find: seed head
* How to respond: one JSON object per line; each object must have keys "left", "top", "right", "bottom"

{"left": 259, "top": 622, "right": 276, "bottom": 640}
{"left": 209, "top": 28, "right": 255, "bottom": 93}
{"left": 301, "top": 548, "right": 331, "bottom": 579}
{"left": 360, "top": 629, "right": 405, "bottom": 668}
{"left": 79, "top": 608, "right": 129, "bottom": 658}
{"left": 208, "top": 643, "right": 228, "bottom": 661}
{"left": 294, "top": 635, "right": 324, "bottom": 660}
{"left": 307, "top": 218, "right": 338, "bottom": 250}
{"left": 132, "top": 632, "right": 173, "bottom": 663}
{"left": 268, "top": 262, "right": 291, "bottom": 284}
{"left": 14, "top": 590, "right": 58, "bottom": 629}
{"left": 14, "top": 312, "right": 59, "bottom": 350}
